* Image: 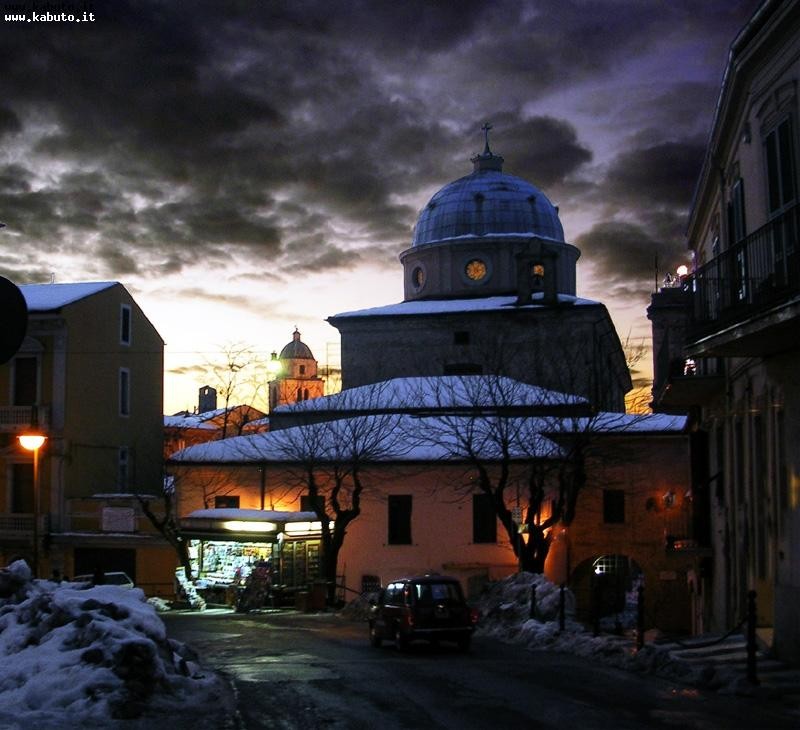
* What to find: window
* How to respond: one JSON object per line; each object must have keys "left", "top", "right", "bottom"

{"left": 119, "top": 368, "right": 130, "bottom": 416}
{"left": 300, "top": 494, "right": 325, "bottom": 513}
{"left": 472, "top": 493, "right": 497, "bottom": 543}
{"left": 118, "top": 447, "right": 129, "bottom": 490}
{"left": 728, "top": 177, "right": 746, "bottom": 243}
{"left": 602, "top": 490, "right": 625, "bottom": 524}
{"left": 215, "top": 495, "right": 240, "bottom": 509}
{"left": 388, "top": 495, "right": 412, "bottom": 545}
{"left": 765, "top": 118, "right": 796, "bottom": 214}
{"left": 120, "top": 304, "right": 131, "bottom": 345}
{"left": 454, "top": 331, "right": 470, "bottom": 346}
{"left": 13, "top": 357, "right": 37, "bottom": 406}
{"left": 299, "top": 365, "right": 306, "bottom": 375}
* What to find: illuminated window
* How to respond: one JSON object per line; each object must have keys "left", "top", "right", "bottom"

{"left": 465, "top": 259, "right": 487, "bottom": 281}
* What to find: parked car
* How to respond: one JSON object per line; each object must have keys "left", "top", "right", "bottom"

{"left": 368, "top": 574, "right": 479, "bottom": 651}
{"left": 72, "top": 571, "right": 134, "bottom": 589}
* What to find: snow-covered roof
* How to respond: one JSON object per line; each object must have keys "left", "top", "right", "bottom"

{"left": 20, "top": 281, "right": 117, "bottom": 311}
{"left": 274, "top": 375, "right": 586, "bottom": 414}
{"left": 170, "top": 412, "right": 565, "bottom": 465}
{"left": 164, "top": 406, "right": 267, "bottom": 429}
{"left": 170, "top": 399, "right": 686, "bottom": 467}
{"left": 328, "top": 293, "right": 601, "bottom": 320}
{"left": 163, "top": 414, "right": 218, "bottom": 429}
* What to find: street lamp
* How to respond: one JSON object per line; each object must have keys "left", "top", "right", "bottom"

{"left": 18, "top": 431, "right": 46, "bottom": 578}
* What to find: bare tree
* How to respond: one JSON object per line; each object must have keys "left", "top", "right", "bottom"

{"left": 250, "top": 384, "right": 412, "bottom": 603}
{"left": 200, "top": 342, "right": 269, "bottom": 438}
{"left": 136, "top": 477, "right": 193, "bottom": 580}
{"left": 411, "top": 375, "right": 646, "bottom": 573}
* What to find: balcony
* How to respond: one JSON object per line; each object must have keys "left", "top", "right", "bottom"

{"left": 0, "top": 405, "right": 50, "bottom": 433}
{"left": 0, "top": 513, "right": 49, "bottom": 538}
{"left": 687, "top": 203, "right": 800, "bottom": 357}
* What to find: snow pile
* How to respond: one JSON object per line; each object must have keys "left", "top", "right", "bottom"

{"left": 473, "top": 572, "right": 710, "bottom": 686}
{"left": 0, "top": 560, "right": 234, "bottom": 728}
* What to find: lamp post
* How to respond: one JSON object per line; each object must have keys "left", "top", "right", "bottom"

{"left": 18, "top": 432, "right": 46, "bottom": 578}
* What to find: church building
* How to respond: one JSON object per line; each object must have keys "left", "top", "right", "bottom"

{"left": 328, "top": 128, "right": 631, "bottom": 412}
{"left": 268, "top": 328, "right": 325, "bottom": 411}
{"left": 170, "top": 130, "right": 699, "bottom": 633}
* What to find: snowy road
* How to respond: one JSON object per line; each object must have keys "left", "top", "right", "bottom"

{"left": 163, "top": 609, "right": 798, "bottom": 730}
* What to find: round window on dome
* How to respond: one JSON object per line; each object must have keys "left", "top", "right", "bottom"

{"left": 411, "top": 265, "right": 426, "bottom": 291}
{"left": 465, "top": 258, "right": 488, "bottom": 282}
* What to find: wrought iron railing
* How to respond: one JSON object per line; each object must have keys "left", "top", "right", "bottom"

{"left": 0, "top": 405, "right": 50, "bottom": 432}
{"left": 0, "top": 513, "right": 49, "bottom": 535}
{"left": 689, "top": 203, "right": 800, "bottom": 337}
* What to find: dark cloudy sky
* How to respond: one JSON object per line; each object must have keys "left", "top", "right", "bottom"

{"left": 0, "top": 0, "right": 762, "bottom": 410}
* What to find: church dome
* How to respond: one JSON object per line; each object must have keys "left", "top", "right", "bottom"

{"left": 411, "top": 147, "right": 564, "bottom": 247}
{"left": 279, "top": 328, "right": 314, "bottom": 360}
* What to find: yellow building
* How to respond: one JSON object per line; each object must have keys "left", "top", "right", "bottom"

{"left": 0, "top": 281, "right": 174, "bottom": 595}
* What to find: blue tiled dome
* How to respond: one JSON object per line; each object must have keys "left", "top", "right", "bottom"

{"left": 412, "top": 157, "right": 564, "bottom": 247}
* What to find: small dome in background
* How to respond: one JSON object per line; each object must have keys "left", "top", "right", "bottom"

{"left": 279, "top": 328, "right": 315, "bottom": 360}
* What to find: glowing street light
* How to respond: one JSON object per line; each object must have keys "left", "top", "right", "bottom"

{"left": 18, "top": 430, "right": 46, "bottom": 578}
{"left": 267, "top": 351, "right": 282, "bottom": 378}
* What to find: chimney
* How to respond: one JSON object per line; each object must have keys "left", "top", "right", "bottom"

{"left": 198, "top": 385, "right": 217, "bottom": 414}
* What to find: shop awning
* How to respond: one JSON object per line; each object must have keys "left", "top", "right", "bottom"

{"left": 180, "top": 508, "right": 323, "bottom": 542}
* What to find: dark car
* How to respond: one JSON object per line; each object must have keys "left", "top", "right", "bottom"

{"left": 368, "top": 575, "right": 479, "bottom": 651}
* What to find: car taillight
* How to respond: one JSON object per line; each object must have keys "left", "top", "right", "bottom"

{"left": 469, "top": 608, "right": 479, "bottom": 625}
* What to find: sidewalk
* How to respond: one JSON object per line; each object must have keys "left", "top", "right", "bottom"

{"left": 651, "top": 631, "right": 800, "bottom": 701}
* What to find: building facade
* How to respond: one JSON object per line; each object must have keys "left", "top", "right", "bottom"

{"left": 650, "top": 0, "right": 800, "bottom": 661}
{"left": 0, "top": 281, "right": 173, "bottom": 593}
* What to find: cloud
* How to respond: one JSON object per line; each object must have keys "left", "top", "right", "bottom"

{"left": 603, "top": 138, "right": 707, "bottom": 208}
{"left": 0, "top": 0, "right": 761, "bottom": 302}
{"left": 575, "top": 220, "right": 686, "bottom": 287}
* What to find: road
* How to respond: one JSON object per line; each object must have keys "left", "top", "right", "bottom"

{"left": 162, "top": 608, "right": 799, "bottom": 730}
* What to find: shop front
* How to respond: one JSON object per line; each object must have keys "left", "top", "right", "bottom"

{"left": 179, "top": 509, "right": 324, "bottom": 608}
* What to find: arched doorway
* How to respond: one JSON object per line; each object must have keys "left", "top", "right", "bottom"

{"left": 571, "top": 554, "right": 643, "bottom": 631}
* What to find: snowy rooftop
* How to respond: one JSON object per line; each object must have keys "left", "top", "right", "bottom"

{"left": 171, "top": 405, "right": 685, "bottom": 467}
{"left": 170, "top": 411, "right": 565, "bottom": 465}
{"left": 329, "top": 293, "right": 600, "bottom": 320}
{"left": 274, "top": 375, "right": 586, "bottom": 414}
{"left": 164, "top": 414, "right": 218, "bottom": 429}
{"left": 21, "top": 281, "right": 117, "bottom": 311}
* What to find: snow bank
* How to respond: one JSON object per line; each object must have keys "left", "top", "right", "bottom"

{"left": 0, "top": 560, "right": 234, "bottom": 728}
